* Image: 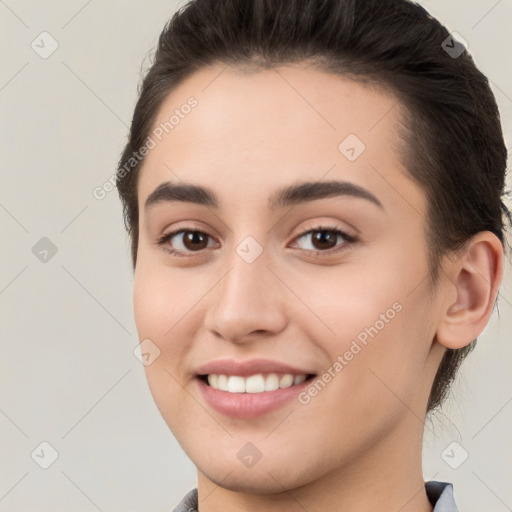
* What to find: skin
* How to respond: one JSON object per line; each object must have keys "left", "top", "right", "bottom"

{"left": 132, "top": 63, "right": 503, "bottom": 511}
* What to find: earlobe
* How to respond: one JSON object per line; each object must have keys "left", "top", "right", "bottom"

{"left": 436, "top": 231, "right": 504, "bottom": 350}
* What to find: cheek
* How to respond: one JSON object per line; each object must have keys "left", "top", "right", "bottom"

{"left": 133, "top": 263, "right": 198, "bottom": 341}
{"left": 303, "top": 259, "right": 434, "bottom": 407}
{"left": 133, "top": 266, "right": 191, "bottom": 403}
{"left": 134, "top": 263, "right": 169, "bottom": 335}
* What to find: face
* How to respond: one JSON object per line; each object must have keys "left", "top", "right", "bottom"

{"left": 133, "top": 63, "right": 446, "bottom": 493}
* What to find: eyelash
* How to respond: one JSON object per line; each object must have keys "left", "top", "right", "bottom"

{"left": 156, "top": 224, "right": 357, "bottom": 259}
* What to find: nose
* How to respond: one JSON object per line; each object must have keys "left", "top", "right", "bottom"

{"left": 202, "top": 245, "right": 288, "bottom": 345}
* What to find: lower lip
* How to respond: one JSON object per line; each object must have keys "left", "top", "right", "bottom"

{"left": 196, "top": 377, "right": 313, "bottom": 419}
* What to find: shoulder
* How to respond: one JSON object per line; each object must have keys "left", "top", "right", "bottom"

{"left": 171, "top": 488, "right": 198, "bottom": 512}
{"left": 426, "top": 481, "right": 458, "bottom": 512}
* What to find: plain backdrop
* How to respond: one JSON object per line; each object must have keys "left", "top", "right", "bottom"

{"left": 1, "top": 1, "right": 511, "bottom": 511}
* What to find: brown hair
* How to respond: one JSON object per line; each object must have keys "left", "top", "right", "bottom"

{"left": 116, "top": 0, "right": 510, "bottom": 412}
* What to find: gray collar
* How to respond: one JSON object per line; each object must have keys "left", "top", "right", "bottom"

{"left": 173, "top": 481, "right": 458, "bottom": 511}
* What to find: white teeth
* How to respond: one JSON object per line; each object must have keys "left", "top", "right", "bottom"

{"left": 245, "top": 374, "right": 265, "bottom": 393}
{"left": 264, "top": 373, "right": 280, "bottom": 391}
{"left": 227, "top": 376, "right": 245, "bottom": 393}
{"left": 208, "top": 374, "right": 218, "bottom": 388}
{"left": 293, "top": 374, "right": 306, "bottom": 385}
{"left": 206, "top": 373, "right": 309, "bottom": 393}
{"left": 279, "top": 374, "right": 294, "bottom": 388}
{"left": 217, "top": 374, "right": 228, "bottom": 391}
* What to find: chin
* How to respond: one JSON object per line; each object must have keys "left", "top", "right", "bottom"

{"left": 200, "top": 466, "right": 301, "bottom": 494}
{"left": 193, "top": 448, "right": 323, "bottom": 495}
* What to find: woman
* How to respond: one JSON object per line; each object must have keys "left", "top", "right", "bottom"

{"left": 116, "top": 0, "right": 509, "bottom": 510}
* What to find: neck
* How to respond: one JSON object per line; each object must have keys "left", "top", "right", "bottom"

{"left": 196, "top": 414, "right": 434, "bottom": 512}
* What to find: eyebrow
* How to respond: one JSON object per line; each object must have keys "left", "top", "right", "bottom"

{"left": 144, "top": 179, "right": 383, "bottom": 211}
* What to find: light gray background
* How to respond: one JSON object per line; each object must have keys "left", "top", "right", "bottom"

{"left": 1, "top": 1, "right": 511, "bottom": 511}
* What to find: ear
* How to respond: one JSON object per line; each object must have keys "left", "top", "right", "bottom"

{"left": 436, "top": 231, "right": 504, "bottom": 349}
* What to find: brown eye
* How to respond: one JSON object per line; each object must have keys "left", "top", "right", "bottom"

{"left": 310, "top": 230, "right": 339, "bottom": 250}
{"left": 156, "top": 229, "right": 217, "bottom": 256}
{"left": 180, "top": 231, "right": 209, "bottom": 251}
{"left": 293, "top": 225, "right": 356, "bottom": 256}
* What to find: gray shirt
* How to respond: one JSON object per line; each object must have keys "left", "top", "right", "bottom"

{"left": 172, "top": 480, "right": 458, "bottom": 511}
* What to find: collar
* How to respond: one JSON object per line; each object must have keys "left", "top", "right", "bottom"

{"left": 173, "top": 480, "right": 458, "bottom": 511}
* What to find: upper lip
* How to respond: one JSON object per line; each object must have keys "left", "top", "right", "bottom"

{"left": 195, "top": 358, "right": 316, "bottom": 377}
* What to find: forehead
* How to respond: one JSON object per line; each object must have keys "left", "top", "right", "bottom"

{"left": 137, "top": 63, "right": 424, "bottom": 217}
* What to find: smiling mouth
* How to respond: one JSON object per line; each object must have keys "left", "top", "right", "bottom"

{"left": 198, "top": 373, "right": 317, "bottom": 394}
